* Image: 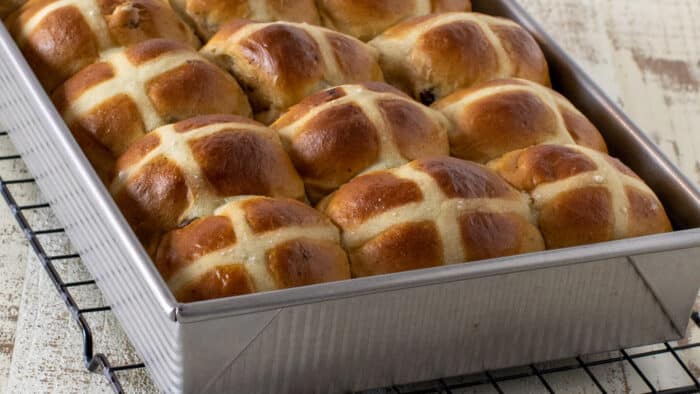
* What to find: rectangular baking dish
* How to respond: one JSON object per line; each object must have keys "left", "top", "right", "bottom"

{"left": 1, "top": 0, "right": 700, "bottom": 392}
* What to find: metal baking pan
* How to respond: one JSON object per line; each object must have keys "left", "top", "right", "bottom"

{"left": 1, "top": 0, "right": 699, "bottom": 392}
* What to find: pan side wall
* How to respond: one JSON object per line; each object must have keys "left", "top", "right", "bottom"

{"left": 188, "top": 250, "right": 700, "bottom": 393}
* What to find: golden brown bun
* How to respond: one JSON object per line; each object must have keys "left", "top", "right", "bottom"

{"left": 317, "top": 0, "right": 471, "bottom": 41}
{"left": 169, "top": 0, "right": 320, "bottom": 40}
{"left": 488, "top": 144, "right": 672, "bottom": 249}
{"left": 154, "top": 196, "right": 350, "bottom": 302}
{"left": 433, "top": 78, "right": 608, "bottom": 162}
{"left": 111, "top": 114, "right": 305, "bottom": 255}
{"left": 51, "top": 39, "right": 252, "bottom": 183}
{"left": 320, "top": 156, "right": 544, "bottom": 277}
{"left": 369, "top": 12, "right": 550, "bottom": 105}
{"left": 201, "top": 20, "right": 384, "bottom": 124}
{"left": 6, "top": 0, "right": 200, "bottom": 92}
{"left": 272, "top": 82, "right": 450, "bottom": 202}
{"left": 0, "top": 0, "right": 25, "bottom": 18}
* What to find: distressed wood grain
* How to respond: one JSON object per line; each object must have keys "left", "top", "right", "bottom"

{"left": 0, "top": 0, "right": 698, "bottom": 392}
{"left": 0, "top": 141, "right": 37, "bottom": 392}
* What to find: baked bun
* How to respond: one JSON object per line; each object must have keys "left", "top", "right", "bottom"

{"left": 369, "top": 13, "right": 550, "bottom": 105}
{"left": 433, "top": 78, "right": 608, "bottom": 163}
{"left": 155, "top": 196, "right": 350, "bottom": 302}
{"left": 6, "top": 0, "right": 200, "bottom": 91}
{"left": 272, "top": 82, "right": 450, "bottom": 202}
{"left": 52, "top": 39, "right": 252, "bottom": 182}
{"left": 170, "top": 0, "right": 320, "bottom": 40}
{"left": 201, "top": 20, "right": 384, "bottom": 124}
{"left": 111, "top": 115, "right": 305, "bottom": 255}
{"left": 320, "top": 156, "right": 544, "bottom": 277}
{"left": 489, "top": 144, "right": 672, "bottom": 249}
{"left": 317, "top": 0, "right": 471, "bottom": 41}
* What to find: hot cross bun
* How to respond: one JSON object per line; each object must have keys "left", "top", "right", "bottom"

{"left": 155, "top": 196, "right": 350, "bottom": 302}
{"left": 489, "top": 144, "right": 672, "bottom": 248}
{"left": 201, "top": 20, "right": 384, "bottom": 124}
{"left": 272, "top": 82, "right": 450, "bottom": 202}
{"left": 111, "top": 114, "right": 305, "bottom": 255}
{"left": 6, "top": 0, "right": 200, "bottom": 91}
{"left": 316, "top": 0, "right": 471, "bottom": 41}
{"left": 369, "top": 12, "right": 550, "bottom": 105}
{"left": 433, "top": 78, "right": 608, "bottom": 162}
{"left": 169, "top": 0, "right": 320, "bottom": 40}
{"left": 320, "top": 156, "right": 545, "bottom": 277}
{"left": 51, "top": 39, "right": 252, "bottom": 182}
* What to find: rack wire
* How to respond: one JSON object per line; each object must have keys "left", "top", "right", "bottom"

{"left": 1, "top": 130, "right": 699, "bottom": 393}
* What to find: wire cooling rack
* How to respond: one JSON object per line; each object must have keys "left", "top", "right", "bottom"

{"left": 1, "top": 130, "right": 699, "bottom": 393}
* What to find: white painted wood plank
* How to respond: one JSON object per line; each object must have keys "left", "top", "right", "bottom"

{"left": 0, "top": 141, "right": 36, "bottom": 392}
{"left": 5, "top": 254, "right": 112, "bottom": 393}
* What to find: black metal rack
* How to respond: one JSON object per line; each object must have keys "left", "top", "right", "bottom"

{"left": 1, "top": 131, "right": 699, "bottom": 393}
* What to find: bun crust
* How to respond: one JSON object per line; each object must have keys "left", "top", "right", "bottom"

{"left": 111, "top": 114, "right": 305, "bottom": 254}
{"left": 169, "top": 0, "right": 320, "bottom": 40}
{"left": 369, "top": 12, "right": 549, "bottom": 105}
{"left": 272, "top": 82, "right": 450, "bottom": 201}
{"left": 155, "top": 196, "right": 350, "bottom": 302}
{"left": 6, "top": 0, "right": 200, "bottom": 91}
{"left": 489, "top": 144, "right": 672, "bottom": 248}
{"left": 433, "top": 78, "right": 607, "bottom": 162}
{"left": 0, "top": 0, "right": 24, "bottom": 18}
{"left": 170, "top": 0, "right": 320, "bottom": 40}
{"left": 51, "top": 39, "right": 251, "bottom": 182}
{"left": 316, "top": 0, "right": 471, "bottom": 41}
{"left": 201, "top": 20, "right": 384, "bottom": 124}
{"left": 320, "top": 156, "right": 544, "bottom": 277}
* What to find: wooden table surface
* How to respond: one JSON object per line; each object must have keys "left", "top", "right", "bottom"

{"left": 1, "top": 1, "right": 699, "bottom": 392}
